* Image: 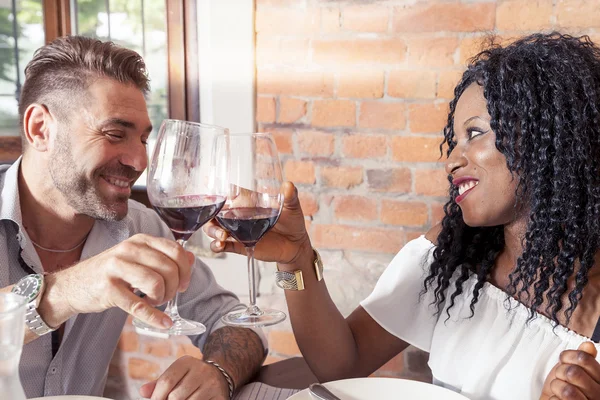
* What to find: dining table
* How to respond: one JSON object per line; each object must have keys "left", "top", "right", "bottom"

{"left": 233, "top": 357, "right": 316, "bottom": 399}
{"left": 33, "top": 357, "right": 460, "bottom": 400}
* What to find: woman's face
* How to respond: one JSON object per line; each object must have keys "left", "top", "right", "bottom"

{"left": 445, "top": 82, "right": 519, "bottom": 227}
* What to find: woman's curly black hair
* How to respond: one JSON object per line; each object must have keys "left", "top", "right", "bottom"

{"left": 423, "top": 32, "right": 600, "bottom": 326}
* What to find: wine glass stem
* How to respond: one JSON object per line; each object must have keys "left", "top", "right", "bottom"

{"left": 164, "top": 239, "right": 188, "bottom": 322}
{"left": 246, "top": 246, "right": 260, "bottom": 313}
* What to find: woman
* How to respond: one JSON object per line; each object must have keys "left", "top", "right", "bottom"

{"left": 206, "top": 33, "right": 600, "bottom": 399}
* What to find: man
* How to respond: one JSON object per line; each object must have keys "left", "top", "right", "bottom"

{"left": 0, "top": 36, "right": 266, "bottom": 399}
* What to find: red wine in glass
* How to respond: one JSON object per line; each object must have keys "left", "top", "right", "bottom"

{"left": 132, "top": 119, "right": 229, "bottom": 337}
{"left": 215, "top": 207, "right": 279, "bottom": 247}
{"left": 155, "top": 195, "right": 226, "bottom": 241}
{"left": 216, "top": 132, "right": 286, "bottom": 328}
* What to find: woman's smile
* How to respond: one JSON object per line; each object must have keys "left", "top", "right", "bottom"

{"left": 453, "top": 176, "right": 480, "bottom": 203}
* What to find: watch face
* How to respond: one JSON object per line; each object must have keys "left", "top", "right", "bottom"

{"left": 12, "top": 275, "right": 42, "bottom": 302}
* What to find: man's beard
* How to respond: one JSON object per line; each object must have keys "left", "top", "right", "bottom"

{"left": 49, "top": 133, "right": 141, "bottom": 221}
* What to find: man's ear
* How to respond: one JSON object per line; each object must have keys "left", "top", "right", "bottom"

{"left": 22, "top": 103, "right": 54, "bottom": 152}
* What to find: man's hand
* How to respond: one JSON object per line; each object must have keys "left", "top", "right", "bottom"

{"left": 41, "top": 234, "right": 194, "bottom": 330}
{"left": 203, "top": 181, "right": 311, "bottom": 265}
{"left": 540, "top": 341, "right": 600, "bottom": 399}
{"left": 139, "top": 356, "right": 229, "bottom": 400}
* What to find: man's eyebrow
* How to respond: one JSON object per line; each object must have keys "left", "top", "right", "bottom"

{"left": 101, "top": 118, "right": 153, "bottom": 133}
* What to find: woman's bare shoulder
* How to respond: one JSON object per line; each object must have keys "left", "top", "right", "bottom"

{"left": 424, "top": 223, "right": 442, "bottom": 245}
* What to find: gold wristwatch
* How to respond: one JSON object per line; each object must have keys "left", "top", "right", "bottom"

{"left": 275, "top": 248, "right": 323, "bottom": 291}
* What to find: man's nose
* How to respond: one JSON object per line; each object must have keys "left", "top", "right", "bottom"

{"left": 120, "top": 141, "right": 148, "bottom": 172}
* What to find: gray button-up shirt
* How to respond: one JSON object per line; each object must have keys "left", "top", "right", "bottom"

{"left": 0, "top": 159, "right": 263, "bottom": 398}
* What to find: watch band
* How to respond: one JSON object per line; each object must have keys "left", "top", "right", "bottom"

{"left": 24, "top": 302, "right": 56, "bottom": 336}
{"left": 275, "top": 248, "right": 323, "bottom": 291}
{"left": 275, "top": 270, "right": 305, "bottom": 291}
{"left": 313, "top": 247, "right": 323, "bottom": 281}
{"left": 12, "top": 274, "right": 56, "bottom": 336}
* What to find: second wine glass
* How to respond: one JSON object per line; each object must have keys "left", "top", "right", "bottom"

{"left": 215, "top": 132, "right": 286, "bottom": 328}
{"left": 133, "top": 119, "right": 229, "bottom": 336}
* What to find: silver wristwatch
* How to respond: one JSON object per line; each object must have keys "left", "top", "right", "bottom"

{"left": 12, "top": 274, "right": 56, "bottom": 336}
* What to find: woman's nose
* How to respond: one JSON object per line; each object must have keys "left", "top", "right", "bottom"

{"left": 445, "top": 150, "right": 467, "bottom": 175}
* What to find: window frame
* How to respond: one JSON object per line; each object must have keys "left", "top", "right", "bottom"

{"left": 0, "top": 0, "right": 199, "bottom": 162}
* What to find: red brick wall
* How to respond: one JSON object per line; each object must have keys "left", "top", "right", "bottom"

{"left": 255, "top": 0, "right": 600, "bottom": 383}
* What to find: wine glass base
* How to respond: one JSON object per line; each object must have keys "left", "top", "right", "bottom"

{"left": 221, "top": 308, "right": 286, "bottom": 328}
{"left": 132, "top": 317, "right": 207, "bottom": 337}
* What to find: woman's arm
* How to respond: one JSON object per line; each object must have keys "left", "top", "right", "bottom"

{"left": 279, "top": 243, "right": 409, "bottom": 381}
{"left": 205, "top": 182, "right": 430, "bottom": 381}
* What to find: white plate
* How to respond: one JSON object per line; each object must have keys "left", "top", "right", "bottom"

{"left": 30, "top": 396, "right": 111, "bottom": 400}
{"left": 288, "top": 377, "right": 469, "bottom": 400}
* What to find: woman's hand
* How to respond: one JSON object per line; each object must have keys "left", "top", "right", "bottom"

{"left": 540, "top": 341, "right": 600, "bottom": 399}
{"left": 203, "top": 182, "right": 312, "bottom": 265}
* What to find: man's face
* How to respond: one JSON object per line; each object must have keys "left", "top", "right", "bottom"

{"left": 49, "top": 77, "right": 152, "bottom": 221}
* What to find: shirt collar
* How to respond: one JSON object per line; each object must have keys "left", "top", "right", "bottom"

{"left": 0, "top": 156, "right": 131, "bottom": 253}
{"left": 0, "top": 157, "right": 38, "bottom": 269}
{"left": 0, "top": 156, "right": 24, "bottom": 227}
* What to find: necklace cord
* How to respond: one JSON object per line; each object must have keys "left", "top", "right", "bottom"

{"left": 29, "top": 235, "right": 88, "bottom": 253}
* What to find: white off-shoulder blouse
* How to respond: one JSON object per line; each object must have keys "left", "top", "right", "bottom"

{"left": 361, "top": 235, "right": 600, "bottom": 400}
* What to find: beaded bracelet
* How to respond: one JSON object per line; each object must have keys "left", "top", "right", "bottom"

{"left": 205, "top": 359, "right": 235, "bottom": 399}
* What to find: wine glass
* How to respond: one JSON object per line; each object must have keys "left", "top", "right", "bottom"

{"left": 215, "top": 132, "right": 286, "bottom": 327}
{"left": 133, "top": 119, "right": 229, "bottom": 336}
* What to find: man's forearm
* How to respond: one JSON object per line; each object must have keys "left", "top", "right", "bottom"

{"left": 203, "top": 326, "right": 265, "bottom": 391}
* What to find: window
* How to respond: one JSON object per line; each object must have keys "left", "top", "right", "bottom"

{"left": 71, "top": 0, "right": 168, "bottom": 134}
{"left": 0, "top": 0, "right": 199, "bottom": 165}
{"left": 0, "top": 0, "right": 44, "bottom": 137}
